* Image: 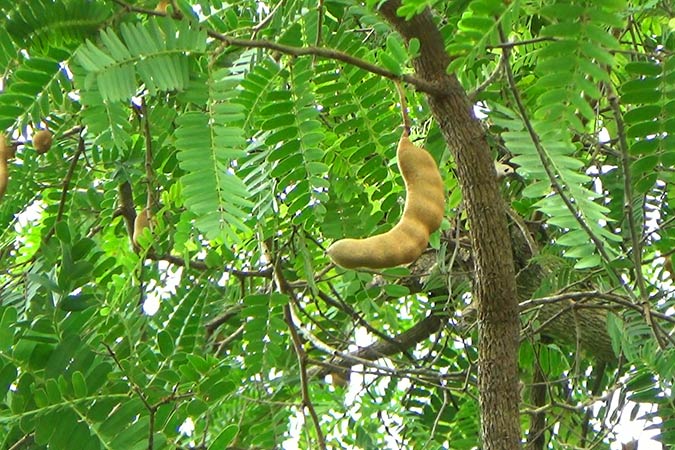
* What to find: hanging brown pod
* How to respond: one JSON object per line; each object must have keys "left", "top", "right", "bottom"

{"left": 327, "top": 134, "right": 445, "bottom": 269}
{"left": 33, "top": 130, "right": 53, "bottom": 155}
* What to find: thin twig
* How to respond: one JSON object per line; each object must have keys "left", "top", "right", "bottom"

{"left": 8, "top": 434, "right": 34, "bottom": 450}
{"left": 42, "top": 133, "right": 86, "bottom": 244}
{"left": 427, "top": 382, "right": 449, "bottom": 444}
{"left": 608, "top": 92, "right": 666, "bottom": 349}
{"left": 499, "top": 26, "right": 633, "bottom": 301}
{"left": 104, "top": 343, "right": 153, "bottom": 412}
{"left": 209, "top": 31, "right": 443, "bottom": 95}
{"left": 267, "top": 243, "right": 326, "bottom": 450}
{"left": 316, "top": 290, "right": 402, "bottom": 346}
{"left": 252, "top": 1, "right": 284, "bottom": 37}
{"left": 56, "top": 134, "right": 85, "bottom": 222}
{"left": 468, "top": 51, "right": 505, "bottom": 101}
{"left": 103, "top": 343, "right": 156, "bottom": 450}
{"left": 307, "top": 313, "right": 444, "bottom": 380}
{"left": 315, "top": 0, "right": 324, "bottom": 50}
{"left": 283, "top": 304, "right": 326, "bottom": 450}
{"left": 152, "top": 252, "right": 273, "bottom": 278}
{"left": 486, "top": 36, "right": 556, "bottom": 49}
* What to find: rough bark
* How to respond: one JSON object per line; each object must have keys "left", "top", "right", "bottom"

{"left": 379, "top": 3, "right": 521, "bottom": 448}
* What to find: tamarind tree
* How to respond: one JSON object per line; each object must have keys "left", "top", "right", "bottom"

{"left": 0, "top": 1, "right": 674, "bottom": 449}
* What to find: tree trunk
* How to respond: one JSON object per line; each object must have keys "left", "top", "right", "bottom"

{"left": 379, "top": 3, "right": 521, "bottom": 448}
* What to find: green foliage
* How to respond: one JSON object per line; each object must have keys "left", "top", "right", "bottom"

{"left": 621, "top": 56, "right": 675, "bottom": 192}
{"left": 0, "top": 0, "right": 674, "bottom": 449}
{"left": 175, "top": 68, "right": 252, "bottom": 243}
{"left": 75, "top": 18, "right": 207, "bottom": 102}
{"left": 446, "top": 0, "right": 509, "bottom": 73}
{"left": 5, "top": 0, "right": 110, "bottom": 52}
{"left": 486, "top": 1, "right": 628, "bottom": 269}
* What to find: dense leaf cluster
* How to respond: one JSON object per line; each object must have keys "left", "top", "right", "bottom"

{"left": 0, "top": 0, "right": 674, "bottom": 449}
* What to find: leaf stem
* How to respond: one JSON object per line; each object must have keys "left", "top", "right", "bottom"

{"left": 394, "top": 80, "right": 411, "bottom": 135}
{"left": 609, "top": 92, "right": 666, "bottom": 349}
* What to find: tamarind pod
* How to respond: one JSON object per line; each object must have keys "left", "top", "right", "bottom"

{"left": 33, "top": 130, "right": 53, "bottom": 155}
{"left": 133, "top": 208, "right": 151, "bottom": 248}
{"left": 327, "top": 219, "right": 430, "bottom": 269}
{"left": 327, "top": 135, "right": 445, "bottom": 269}
{"left": 397, "top": 137, "right": 445, "bottom": 232}
{"left": 5, "top": 142, "right": 15, "bottom": 160}
{"left": 155, "top": 0, "right": 169, "bottom": 12}
{"left": 0, "top": 134, "right": 7, "bottom": 202}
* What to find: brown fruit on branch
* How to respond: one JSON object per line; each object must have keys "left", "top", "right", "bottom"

{"left": 327, "top": 135, "right": 445, "bottom": 269}
{"left": 133, "top": 208, "right": 152, "bottom": 248}
{"left": 33, "top": 130, "right": 53, "bottom": 154}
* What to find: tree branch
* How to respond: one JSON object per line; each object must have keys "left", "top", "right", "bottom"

{"left": 114, "top": 189, "right": 273, "bottom": 278}
{"left": 378, "top": 3, "right": 521, "bottom": 448}
{"left": 43, "top": 133, "right": 86, "bottom": 244}
{"left": 208, "top": 31, "right": 444, "bottom": 95}
{"left": 486, "top": 37, "right": 555, "bottom": 49}
{"left": 110, "top": 0, "right": 444, "bottom": 95}
{"left": 267, "top": 242, "right": 326, "bottom": 450}
{"left": 150, "top": 252, "right": 272, "bottom": 278}
{"left": 310, "top": 313, "right": 444, "bottom": 380}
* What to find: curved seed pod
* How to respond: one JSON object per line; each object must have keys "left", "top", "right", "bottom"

{"left": 33, "top": 130, "right": 53, "bottom": 155}
{"left": 133, "top": 208, "right": 152, "bottom": 248}
{"left": 0, "top": 134, "right": 8, "bottom": 202}
{"left": 327, "top": 135, "right": 445, "bottom": 269}
{"left": 155, "top": 0, "right": 170, "bottom": 12}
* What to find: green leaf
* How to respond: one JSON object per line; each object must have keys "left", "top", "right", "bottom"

{"left": 59, "top": 294, "right": 94, "bottom": 312}
{"left": 54, "top": 222, "right": 72, "bottom": 244}
{"left": 625, "top": 61, "right": 661, "bottom": 76}
{"left": 573, "top": 253, "right": 601, "bottom": 269}
{"left": 211, "top": 424, "right": 239, "bottom": 448}
{"left": 379, "top": 52, "right": 403, "bottom": 75}
{"left": 71, "top": 371, "right": 87, "bottom": 397}
{"left": 383, "top": 284, "right": 410, "bottom": 297}
{"left": 157, "top": 330, "right": 175, "bottom": 358}
{"left": 386, "top": 34, "right": 408, "bottom": 63}
{"left": 0, "top": 308, "right": 17, "bottom": 351}
{"left": 408, "top": 38, "right": 420, "bottom": 57}
{"left": 521, "top": 180, "right": 551, "bottom": 198}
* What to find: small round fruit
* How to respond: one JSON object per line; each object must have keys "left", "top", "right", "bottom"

{"left": 33, "top": 130, "right": 53, "bottom": 155}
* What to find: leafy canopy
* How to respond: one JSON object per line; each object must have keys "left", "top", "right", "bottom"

{"left": 0, "top": 0, "right": 674, "bottom": 449}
